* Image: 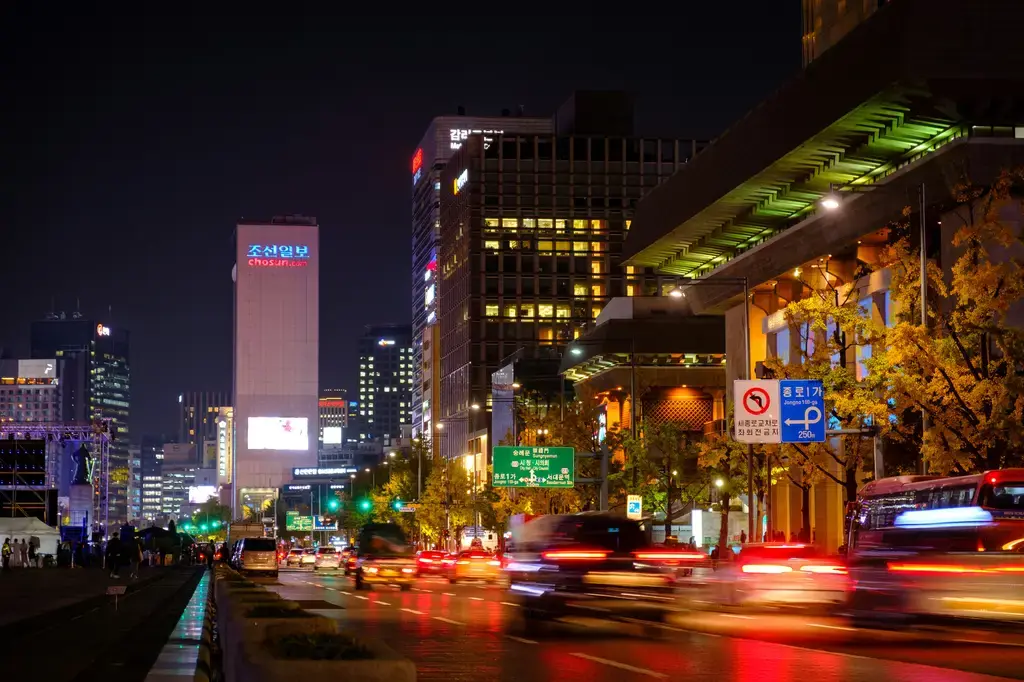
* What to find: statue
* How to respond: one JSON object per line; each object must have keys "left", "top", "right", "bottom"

{"left": 71, "top": 444, "right": 93, "bottom": 486}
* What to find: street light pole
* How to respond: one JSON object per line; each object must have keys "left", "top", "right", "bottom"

{"left": 918, "top": 182, "right": 929, "bottom": 476}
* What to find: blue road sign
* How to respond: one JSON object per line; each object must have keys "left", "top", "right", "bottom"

{"left": 627, "top": 498, "right": 642, "bottom": 516}
{"left": 779, "top": 379, "right": 826, "bottom": 443}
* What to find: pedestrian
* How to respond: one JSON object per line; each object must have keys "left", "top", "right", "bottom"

{"left": 19, "top": 539, "right": 29, "bottom": 568}
{"left": 28, "top": 541, "right": 37, "bottom": 568}
{"left": 1, "top": 538, "right": 11, "bottom": 570}
{"left": 106, "top": 535, "right": 123, "bottom": 578}
{"left": 128, "top": 537, "right": 142, "bottom": 579}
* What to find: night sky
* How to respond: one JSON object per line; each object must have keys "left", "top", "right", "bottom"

{"left": 1, "top": 6, "right": 801, "bottom": 439}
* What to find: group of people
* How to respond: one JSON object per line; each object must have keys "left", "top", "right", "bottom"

{"left": 1, "top": 538, "right": 38, "bottom": 569}
{"left": 103, "top": 535, "right": 144, "bottom": 579}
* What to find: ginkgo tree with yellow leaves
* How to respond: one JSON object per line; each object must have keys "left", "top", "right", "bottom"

{"left": 873, "top": 170, "right": 1024, "bottom": 474}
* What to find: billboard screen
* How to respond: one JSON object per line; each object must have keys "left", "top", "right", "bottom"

{"left": 17, "top": 359, "right": 56, "bottom": 379}
{"left": 247, "top": 417, "right": 309, "bottom": 451}
{"left": 322, "top": 426, "right": 342, "bottom": 445}
{"left": 188, "top": 485, "right": 219, "bottom": 504}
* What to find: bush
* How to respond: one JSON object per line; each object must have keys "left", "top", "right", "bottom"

{"left": 269, "top": 633, "right": 373, "bottom": 661}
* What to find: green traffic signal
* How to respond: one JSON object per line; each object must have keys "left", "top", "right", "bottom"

{"left": 210, "top": 520, "right": 221, "bottom": 529}
{"left": 392, "top": 499, "right": 403, "bottom": 512}
{"left": 358, "top": 498, "right": 372, "bottom": 512}
{"left": 327, "top": 498, "right": 340, "bottom": 512}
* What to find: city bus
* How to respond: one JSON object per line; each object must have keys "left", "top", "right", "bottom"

{"left": 846, "top": 468, "right": 1024, "bottom": 551}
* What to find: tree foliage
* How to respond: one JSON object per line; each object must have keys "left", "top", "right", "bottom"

{"left": 874, "top": 170, "right": 1024, "bottom": 473}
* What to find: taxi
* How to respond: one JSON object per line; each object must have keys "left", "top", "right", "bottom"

{"left": 449, "top": 550, "right": 504, "bottom": 584}
{"left": 353, "top": 523, "right": 417, "bottom": 591}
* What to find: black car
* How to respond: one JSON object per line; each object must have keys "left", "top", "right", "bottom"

{"left": 505, "top": 513, "right": 687, "bottom": 627}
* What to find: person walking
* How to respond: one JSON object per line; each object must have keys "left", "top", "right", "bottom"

{"left": 2, "top": 538, "right": 11, "bottom": 570}
{"left": 18, "top": 539, "right": 29, "bottom": 568}
{"left": 128, "top": 537, "right": 142, "bottom": 579}
{"left": 28, "top": 541, "right": 37, "bottom": 568}
{"left": 106, "top": 535, "right": 123, "bottom": 578}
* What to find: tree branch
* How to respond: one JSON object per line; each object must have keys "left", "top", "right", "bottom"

{"left": 945, "top": 325, "right": 982, "bottom": 382}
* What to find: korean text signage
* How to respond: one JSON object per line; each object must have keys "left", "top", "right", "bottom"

{"left": 733, "top": 379, "right": 825, "bottom": 444}
{"left": 246, "top": 244, "right": 310, "bottom": 268}
{"left": 627, "top": 495, "right": 642, "bottom": 520}
{"left": 285, "top": 510, "right": 313, "bottom": 531}
{"left": 449, "top": 127, "right": 502, "bottom": 151}
{"left": 453, "top": 169, "right": 468, "bottom": 195}
{"left": 492, "top": 446, "right": 574, "bottom": 488}
{"left": 292, "top": 467, "right": 357, "bottom": 477}
{"left": 412, "top": 148, "right": 423, "bottom": 185}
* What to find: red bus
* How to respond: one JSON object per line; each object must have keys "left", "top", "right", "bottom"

{"left": 847, "top": 469, "right": 1024, "bottom": 551}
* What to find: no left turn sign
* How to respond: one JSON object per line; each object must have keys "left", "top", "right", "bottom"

{"left": 742, "top": 387, "right": 771, "bottom": 415}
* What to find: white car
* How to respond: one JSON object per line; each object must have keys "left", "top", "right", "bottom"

{"left": 300, "top": 548, "right": 317, "bottom": 568}
{"left": 696, "top": 543, "right": 849, "bottom": 611}
{"left": 314, "top": 546, "right": 342, "bottom": 570}
{"left": 285, "top": 548, "right": 305, "bottom": 567}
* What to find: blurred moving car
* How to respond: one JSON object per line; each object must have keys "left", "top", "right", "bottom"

{"left": 505, "top": 513, "right": 688, "bottom": 627}
{"left": 300, "top": 548, "right": 317, "bottom": 568}
{"left": 285, "top": 548, "right": 305, "bottom": 567}
{"left": 448, "top": 550, "right": 503, "bottom": 584}
{"left": 344, "top": 547, "right": 358, "bottom": 575}
{"left": 415, "top": 550, "right": 448, "bottom": 577}
{"left": 236, "top": 537, "right": 279, "bottom": 577}
{"left": 696, "top": 543, "right": 848, "bottom": 611}
{"left": 314, "top": 546, "right": 342, "bottom": 570}
{"left": 353, "top": 523, "right": 416, "bottom": 591}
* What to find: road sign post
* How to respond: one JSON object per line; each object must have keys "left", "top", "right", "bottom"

{"left": 492, "top": 446, "right": 575, "bottom": 488}
{"left": 734, "top": 380, "right": 781, "bottom": 443}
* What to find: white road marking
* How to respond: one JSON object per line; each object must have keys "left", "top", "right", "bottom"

{"left": 953, "top": 639, "right": 1024, "bottom": 648}
{"left": 432, "top": 616, "right": 463, "bottom": 625}
{"left": 500, "top": 602, "right": 519, "bottom": 607}
{"left": 353, "top": 595, "right": 369, "bottom": 600}
{"left": 469, "top": 596, "right": 484, "bottom": 601}
{"left": 506, "top": 635, "right": 538, "bottom": 645}
{"left": 719, "top": 613, "right": 755, "bottom": 620}
{"left": 443, "top": 592, "right": 456, "bottom": 597}
{"left": 401, "top": 608, "right": 425, "bottom": 615}
{"left": 374, "top": 600, "right": 391, "bottom": 606}
{"left": 808, "top": 623, "right": 856, "bottom": 632}
{"left": 569, "top": 653, "right": 667, "bottom": 679}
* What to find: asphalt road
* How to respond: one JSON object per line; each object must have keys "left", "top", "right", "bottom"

{"left": 263, "top": 567, "right": 1024, "bottom": 682}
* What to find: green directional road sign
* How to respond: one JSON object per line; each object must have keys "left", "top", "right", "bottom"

{"left": 492, "top": 446, "right": 575, "bottom": 488}
{"left": 285, "top": 510, "right": 313, "bottom": 531}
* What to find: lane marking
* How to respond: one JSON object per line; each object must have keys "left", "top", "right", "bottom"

{"left": 375, "top": 600, "right": 392, "bottom": 606}
{"left": 469, "top": 596, "right": 484, "bottom": 601}
{"left": 339, "top": 590, "right": 351, "bottom": 595}
{"left": 569, "top": 653, "right": 668, "bottom": 679}
{"left": 506, "top": 635, "right": 538, "bottom": 645}
{"left": 953, "top": 639, "right": 1024, "bottom": 648}
{"left": 353, "top": 595, "right": 369, "bottom": 600}
{"left": 401, "top": 608, "right": 425, "bottom": 615}
{"left": 808, "top": 623, "right": 856, "bottom": 632}
{"left": 443, "top": 592, "right": 456, "bottom": 597}
{"left": 432, "top": 616, "right": 463, "bottom": 625}
{"left": 500, "top": 602, "right": 519, "bottom": 607}
{"left": 719, "top": 613, "right": 755, "bottom": 620}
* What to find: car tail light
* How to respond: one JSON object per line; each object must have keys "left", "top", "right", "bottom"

{"left": 800, "top": 564, "right": 847, "bottom": 575}
{"left": 418, "top": 557, "right": 434, "bottom": 564}
{"left": 456, "top": 560, "right": 470, "bottom": 565}
{"left": 741, "top": 564, "right": 793, "bottom": 574}
{"left": 541, "top": 550, "right": 610, "bottom": 561}
{"left": 888, "top": 563, "right": 991, "bottom": 574}
{"left": 633, "top": 551, "right": 705, "bottom": 561}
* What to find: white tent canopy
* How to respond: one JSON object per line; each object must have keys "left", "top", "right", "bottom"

{"left": 0, "top": 517, "right": 61, "bottom": 556}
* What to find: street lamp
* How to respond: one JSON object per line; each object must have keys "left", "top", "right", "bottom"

{"left": 715, "top": 478, "right": 724, "bottom": 488}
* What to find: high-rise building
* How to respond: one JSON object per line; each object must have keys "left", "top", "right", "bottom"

{"left": 179, "top": 391, "right": 230, "bottom": 452}
{"left": 802, "top": 0, "right": 892, "bottom": 66}
{"left": 139, "top": 434, "right": 170, "bottom": 522}
{"left": 318, "top": 388, "right": 348, "bottom": 449}
{"left": 410, "top": 111, "right": 553, "bottom": 438}
{"left": 0, "top": 359, "right": 61, "bottom": 425}
{"left": 30, "top": 314, "right": 131, "bottom": 526}
{"left": 233, "top": 215, "right": 319, "bottom": 516}
{"left": 437, "top": 92, "right": 704, "bottom": 459}
{"left": 354, "top": 324, "right": 412, "bottom": 443}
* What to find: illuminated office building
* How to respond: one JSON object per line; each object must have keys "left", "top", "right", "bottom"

{"left": 30, "top": 314, "right": 131, "bottom": 526}
{"left": 232, "top": 215, "right": 319, "bottom": 516}
{"left": 410, "top": 111, "right": 553, "bottom": 437}
{"left": 802, "top": 0, "right": 892, "bottom": 66}
{"left": 179, "top": 391, "right": 230, "bottom": 454}
{"left": 437, "top": 92, "right": 704, "bottom": 459}
{"left": 355, "top": 324, "right": 412, "bottom": 443}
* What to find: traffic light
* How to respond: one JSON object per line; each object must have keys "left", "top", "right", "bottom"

{"left": 357, "top": 498, "right": 372, "bottom": 513}
{"left": 327, "top": 497, "right": 340, "bottom": 512}
{"left": 181, "top": 522, "right": 192, "bottom": 531}
{"left": 391, "top": 499, "right": 403, "bottom": 512}
{"left": 199, "top": 523, "right": 208, "bottom": 532}
{"left": 210, "top": 520, "right": 221, "bottom": 529}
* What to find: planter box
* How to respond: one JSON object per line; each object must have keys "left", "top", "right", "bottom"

{"left": 223, "top": 613, "right": 333, "bottom": 682}
{"left": 237, "top": 631, "right": 416, "bottom": 682}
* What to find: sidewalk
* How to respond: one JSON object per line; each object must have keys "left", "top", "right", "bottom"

{"left": 0, "top": 565, "right": 168, "bottom": 630}
{"left": 145, "top": 571, "right": 211, "bottom": 680}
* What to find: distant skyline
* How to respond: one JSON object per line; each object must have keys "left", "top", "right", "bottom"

{"left": 1, "top": 6, "right": 802, "bottom": 438}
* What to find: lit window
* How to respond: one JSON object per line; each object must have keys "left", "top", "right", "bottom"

{"left": 501, "top": 218, "right": 518, "bottom": 228}
{"left": 591, "top": 260, "right": 603, "bottom": 274}
{"left": 591, "top": 242, "right": 605, "bottom": 252}
{"left": 592, "top": 306, "right": 602, "bottom": 318}
{"left": 537, "top": 240, "right": 553, "bottom": 254}
{"left": 485, "top": 304, "right": 499, "bottom": 317}
{"left": 538, "top": 219, "right": 553, "bottom": 229}
{"left": 484, "top": 240, "right": 500, "bottom": 250}
{"left": 485, "top": 218, "right": 499, "bottom": 227}
{"left": 519, "top": 304, "right": 534, "bottom": 318}
{"left": 556, "top": 241, "right": 570, "bottom": 252}
{"left": 555, "top": 219, "right": 566, "bottom": 232}
{"left": 625, "top": 220, "right": 632, "bottom": 230}
{"left": 573, "top": 241, "right": 588, "bottom": 252}
{"left": 574, "top": 327, "right": 582, "bottom": 339}
{"left": 573, "top": 219, "right": 587, "bottom": 231}
{"left": 522, "top": 218, "right": 536, "bottom": 228}
{"left": 591, "top": 284, "right": 605, "bottom": 297}
{"left": 539, "top": 326, "right": 554, "bottom": 342}
{"left": 625, "top": 265, "right": 636, "bottom": 275}
{"left": 556, "top": 305, "right": 571, "bottom": 319}
{"left": 504, "top": 304, "right": 517, "bottom": 318}
{"left": 538, "top": 304, "right": 554, "bottom": 318}
{"left": 626, "top": 284, "right": 636, "bottom": 297}
{"left": 507, "top": 240, "right": 519, "bottom": 249}
{"left": 573, "top": 283, "right": 588, "bottom": 296}
{"left": 591, "top": 219, "right": 603, "bottom": 231}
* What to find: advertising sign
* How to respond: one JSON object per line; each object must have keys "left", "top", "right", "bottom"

{"left": 17, "top": 359, "right": 56, "bottom": 379}
{"left": 248, "top": 417, "right": 309, "bottom": 451}
{"left": 292, "top": 467, "right": 357, "bottom": 478}
{"left": 492, "top": 446, "right": 574, "bottom": 488}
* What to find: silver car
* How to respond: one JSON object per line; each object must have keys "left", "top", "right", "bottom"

{"left": 237, "top": 537, "right": 278, "bottom": 577}
{"left": 314, "top": 546, "right": 342, "bottom": 570}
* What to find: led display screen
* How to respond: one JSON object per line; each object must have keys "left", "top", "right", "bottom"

{"left": 248, "top": 417, "right": 309, "bottom": 451}
{"left": 322, "top": 426, "right": 342, "bottom": 444}
{"left": 189, "top": 485, "right": 219, "bottom": 504}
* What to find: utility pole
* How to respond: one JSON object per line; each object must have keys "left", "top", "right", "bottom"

{"left": 918, "top": 182, "right": 930, "bottom": 476}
